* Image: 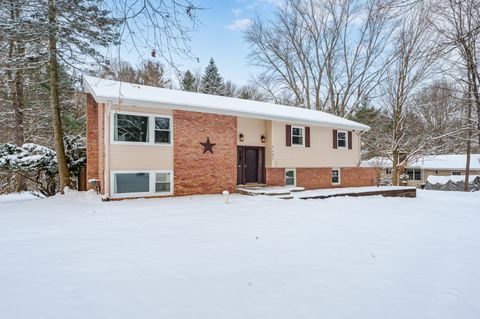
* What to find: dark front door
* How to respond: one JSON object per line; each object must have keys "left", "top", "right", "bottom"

{"left": 245, "top": 148, "right": 258, "bottom": 183}
{"left": 237, "top": 146, "right": 265, "bottom": 185}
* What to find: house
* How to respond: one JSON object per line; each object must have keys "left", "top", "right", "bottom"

{"left": 361, "top": 154, "right": 480, "bottom": 187}
{"left": 83, "top": 76, "right": 377, "bottom": 199}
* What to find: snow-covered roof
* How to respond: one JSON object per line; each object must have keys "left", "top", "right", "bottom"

{"left": 427, "top": 175, "right": 479, "bottom": 184}
{"left": 83, "top": 76, "right": 369, "bottom": 131}
{"left": 361, "top": 154, "right": 480, "bottom": 170}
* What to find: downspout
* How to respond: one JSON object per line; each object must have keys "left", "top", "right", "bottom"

{"left": 103, "top": 101, "right": 111, "bottom": 200}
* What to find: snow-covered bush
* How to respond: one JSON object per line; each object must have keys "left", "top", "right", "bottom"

{"left": 0, "top": 136, "right": 86, "bottom": 196}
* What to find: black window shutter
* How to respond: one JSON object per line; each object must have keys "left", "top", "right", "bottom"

{"left": 348, "top": 131, "right": 353, "bottom": 149}
{"left": 286, "top": 125, "right": 291, "bottom": 147}
{"left": 305, "top": 127, "right": 310, "bottom": 147}
{"left": 333, "top": 129, "right": 338, "bottom": 149}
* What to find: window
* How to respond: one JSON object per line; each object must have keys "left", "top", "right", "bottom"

{"left": 337, "top": 131, "right": 347, "bottom": 149}
{"left": 155, "top": 172, "right": 171, "bottom": 192}
{"left": 386, "top": 168, "right": 392, "bottom": 175}
{"left": 285, "top": 169, "right": 296, "bottom": 186}
{"left": 291, "top": 126, "right": 304, "bottom": 146}
{"left": 114, "top": 114, "right": 149, "bottom": 142}
{"left": 452, "top": 171, "right": 461, "bottom": 176}
{"left": 154, "top": 117, "right": 171, "bottom": 144}
{"left": 406, "top": 169, "right": 421, "bottom": 181}
{"left": 112, "top": 111, "right": 172, "bottom": 145}
{"left": 114, "top": 172, "right": 149, "bottom": 194}
{"left": 112, "top": 170, "right": 173, "bottom": 197}
{"left": 332, "top": 169, "right": 340, "bottom": 184}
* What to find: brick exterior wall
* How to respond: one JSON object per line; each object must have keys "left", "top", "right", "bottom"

{"left": 173, "top": 110, "right": 237, "bottom": 196}
{"left": 295, "top": 167, "right": 377, "bottom": 189}
{"left": 296, "top": 168, "right": 332, "bottom": 189}
{"left": 341, "top": 167, "right": 378, "bottom": 187}
{"left": 266, "top": 168, "right": 286, "bottom": 186}
{"left": 86, "top": 94, "right": 105, "bottom": 194}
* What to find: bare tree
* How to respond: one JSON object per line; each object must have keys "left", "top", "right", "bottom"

{"left": 379, "top": 3, "right": 440, "bottom": 185}
{"left": 245, "top": 0, "right": 396, "bottom": 116}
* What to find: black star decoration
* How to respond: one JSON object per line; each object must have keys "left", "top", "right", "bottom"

{"left": 200, "top": 137, "right": 216, "bottom": 154}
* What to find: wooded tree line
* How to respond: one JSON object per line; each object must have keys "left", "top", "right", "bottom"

{"left": 1, "top": 0, "right": 480, "bottom": 193}
{"left": 0, "top": 0, "right": 200, "bottom": 193}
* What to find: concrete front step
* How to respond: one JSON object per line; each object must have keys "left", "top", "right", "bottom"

{"left": 236, "top": 186, "right": 305, "bottom": 196}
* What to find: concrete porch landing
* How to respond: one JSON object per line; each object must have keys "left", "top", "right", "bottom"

{"left": 236, "top": 185, "right": 305, "bottom": 197}
{"left": 236, "top": 185, "right": 417, "bottom": 199}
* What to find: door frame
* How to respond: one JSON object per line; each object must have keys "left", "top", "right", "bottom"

{"left": 237, "top": 146, "right": 265, "bottom": 185}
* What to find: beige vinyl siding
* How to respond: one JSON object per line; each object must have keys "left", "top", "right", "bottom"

{"left": 265, "top": 120, "right": 273, "bottom": 168}
{"left": 237, "top": 117, "right": 267, "bottom": 147}
{"left": 270, "top": 121, "right": 360, "bottom": 168}
{"left": 109, "top": 145, "right": 173, "bottom": 170}
{"left": 108, "top": 104, "right": 174, "bottom": 171}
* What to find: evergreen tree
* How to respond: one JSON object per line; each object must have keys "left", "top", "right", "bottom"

{"left": 182, "top": 70, "right": 197, "bottom": 92}
{"left": 200, "top": 58, "right": 225, "bottom": 96}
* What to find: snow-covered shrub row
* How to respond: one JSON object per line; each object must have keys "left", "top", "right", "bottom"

{"left": 0, "top": 136, "right": 86, "bottom": 196}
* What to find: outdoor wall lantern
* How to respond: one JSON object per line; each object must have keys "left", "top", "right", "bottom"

{"left": 239, "top": 133, "right": 244, "bottom": 142}
{"left": 261, "top": 135, "right": 266, "bottom": 143}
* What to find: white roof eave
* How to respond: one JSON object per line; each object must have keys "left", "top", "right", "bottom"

{"left": 83, "top": 75, "right": 370, "bottom": 132}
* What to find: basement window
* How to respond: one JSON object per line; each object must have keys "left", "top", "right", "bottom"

{"left": 332, "top": 169, "right": 340, "bottom": 184}
{"left": 114, "top": 172, "right": 149, "bottom": 194}
{"left": 112, "top": 170, "right": 174, "bottom": 198}
{"left": 285, "top": 169, "right": 296, "bottom": 186}
{"left": 452, "top": 171, "right": 461, "bottom": 176}
{"left": 155, "top": 172, "right": 172, "bottom": 193}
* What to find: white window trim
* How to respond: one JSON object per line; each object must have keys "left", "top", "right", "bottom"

{"left": 291, "top": 125, "right": 305, "bottom": 147}
{"left": 110, "top": 110, "right": 173, "bottom": 146}
{"left": 406, "top": 168, "right": 422, "bottom": 181}
{"left": 332, "top": 168, "right": 341, "bottom": 185}
{"left": 285, "top": 168, "right": 296, "bottom": 186}
{"left": 336, "top": 130, "right": 348, "bottom": 149}
{"left": 110, "top": 170, "right": 174, "bottom": 198}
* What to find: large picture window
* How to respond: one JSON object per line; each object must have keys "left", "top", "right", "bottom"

{"left": 112, "top": 112, "right": 172, "bottom": 145}
{"left": 291, "top": 126, "right": 304, "bottom": 146}
{"left": 114, "top": 114, "right": 149, "bottom": 142}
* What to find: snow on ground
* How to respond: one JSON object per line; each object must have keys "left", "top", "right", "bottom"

{"left": 1, "top": 190, "right": 479, "bottom": 319}
{"left": 0, "top": 191, "right": 42, "bottom": 203}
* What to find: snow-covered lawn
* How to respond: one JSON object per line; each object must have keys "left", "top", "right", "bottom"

{"left": 1, "top": 190, "right": 479, "bottom": 319}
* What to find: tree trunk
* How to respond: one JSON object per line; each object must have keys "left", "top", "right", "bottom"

{"left": 392, "top": 149, "right": 400, "bottom": 186}
{"left": 465, "top": 75, "right": 474, "bottom": 192}
{"left": 7, "top": 0, "right": 27, "bottom": 192}
{"left": 48, "top": 0, "right": 70, "bottom": 191}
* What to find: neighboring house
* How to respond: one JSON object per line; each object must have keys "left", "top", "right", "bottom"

{"left": 361, "top": 154, "right": 480, "bottom": 187}
{"left": 83, "top": 76, "right": 377, "bottom": 199}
